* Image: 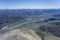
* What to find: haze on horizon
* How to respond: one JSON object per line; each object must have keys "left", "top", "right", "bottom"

{"left": 0, "top": 0, "right": 60, "bottom": 9}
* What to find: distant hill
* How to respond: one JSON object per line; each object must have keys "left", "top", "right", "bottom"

{"left": 0, "top": 9, "right": 60, "bottom": 30}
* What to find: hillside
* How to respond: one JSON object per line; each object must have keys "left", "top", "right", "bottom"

{"left": 0, "top": 28, "right": 41, "bottom": 40}
{"left": 44, "top": 33, "right": 60, "bottom": 40}
{"left": 39, "top": 21, "right": 60, "bottom": 37}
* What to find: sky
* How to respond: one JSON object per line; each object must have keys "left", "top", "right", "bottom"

{"left": 0, "top": 0, "right": 60, "bottom": 9}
